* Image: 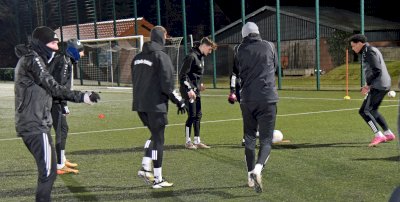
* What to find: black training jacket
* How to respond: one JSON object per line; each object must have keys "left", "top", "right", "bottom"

{"left": 179, "top": 45, "right": 204, "bottom": 99}
{"left": 14, "top": 44, "right": 83, "bottom": 137}
{"left": 48, "top": 52, "right": 73, "bottom": 106}
{"left": 231, "top": 35, "right": 279, "bottom": 103}
{"left": 131, "top": 30, "right": 181, "bottom": 113}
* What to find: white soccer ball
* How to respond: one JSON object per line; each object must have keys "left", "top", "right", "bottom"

{"left": 272, "top": 130, "right": 283, "bottom": 143}
{"left": 388, "top": 90, "right": 396, "bottom": 98}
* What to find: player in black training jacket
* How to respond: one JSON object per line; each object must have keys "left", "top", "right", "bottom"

{"left": 132, "top": 26, "right": 186, "bottom": 189}
{"left": 179, "top": 37, "right": 217, "bottom": 149}
{"left": 48, "top": 38, "right": 85, "bottom": 175}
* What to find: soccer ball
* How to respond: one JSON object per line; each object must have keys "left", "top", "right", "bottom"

{"left": 388, "top": 90, "right": 396, "bottom": 98}
{"left": 272, "top": 130, "right": 283, "bottom": 143}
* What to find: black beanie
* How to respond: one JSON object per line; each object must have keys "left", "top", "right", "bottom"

{"left": 32, "top": 26, "right": 59, "bottom": 44}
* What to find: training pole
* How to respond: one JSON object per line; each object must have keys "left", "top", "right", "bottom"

{"left": 344, "top": 49, "right": 351, "bottom": 100}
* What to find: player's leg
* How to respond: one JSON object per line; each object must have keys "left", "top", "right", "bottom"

{"left": 359, "top": 89, "right": 386, "bottom": 146}
{"left": 147, "top": 112, "right": 173, "bottom": 188}
{"left": 370, "top": 90, "right": 395, "bottom": 141}
{"left": 240, "top": 103, "right": 258, "bottom": 189}
{"left": 22, "top": 132, "right": 57, "bottom": 202}
{"left": 61, "top": 115, "right": 79, "bottom": 173}
{"left": 137, "top": 112, "right": 155, "bottom": 184}
{"left": 185, "top": 99, "right": 197, "bottom": 149}
{"left": 193, "top": 97, "right": 209, "bottom": 148}
{"left": 252, "top": 102, "right": 276, "bottom": 193}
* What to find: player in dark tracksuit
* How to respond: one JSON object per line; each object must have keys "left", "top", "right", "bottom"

{"left": 14, "top": 26, "right": 100, "bottom": 202}
{"left": 132, "top": 26, "right": 186, "bottom": 189}
{"left": 349, "top": 34, "right": 395, "bottom": 147}
{"left": 179, "top": 37, "right": 217, "bottom": 149}
{"left": 48, "top": 39, "right": 84, "bottom": 174}
{"left": 228, "top": 22, "right": 278, "bottom": 193}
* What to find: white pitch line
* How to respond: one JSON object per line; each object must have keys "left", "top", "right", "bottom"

{"left": 1, "top": 104, "right": 397, "bottom": 142}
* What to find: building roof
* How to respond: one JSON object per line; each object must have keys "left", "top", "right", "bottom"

{"left": 215, "top": 5, "right": 400, "bottom": 36}
{"left": 55, "top": 17, "right": 154, "bottom": 41}
{"left": 281, "top": 6, "right": 400, "bottom": 31}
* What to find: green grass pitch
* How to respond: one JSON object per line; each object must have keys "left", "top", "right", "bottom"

{"left": 0, "top": 83, "right": 399, "bottom": 201}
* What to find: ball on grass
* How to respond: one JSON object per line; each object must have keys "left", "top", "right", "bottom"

{"left": 388, "top": 90, "right": 396, "bottom": 98}
{"left": 98, "top": 114, "right": 105, "bottom": 119}
{"left": 272, "top": 130, "right": 283, "bottom": 143}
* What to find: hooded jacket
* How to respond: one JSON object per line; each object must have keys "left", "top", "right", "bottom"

{"left": 232, "top": 34, "right": 279, "bottom": 103}
{"left": 361, "top": 43, "right": 391, "bottom": 90}
{"left": 14, "top": 42, "right": 83, "bottom": 137}
{"left": 131, "top": 28, "right": 181, "bottom": 112}
{"left": 48, "top": 46, "right": 74, "bottom": 105}
{"left": 179, "top": 43, "right": 204, "bottom": 99}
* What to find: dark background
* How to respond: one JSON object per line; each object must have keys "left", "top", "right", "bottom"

{"left": 0, "top": 0, "right": 398, "bottom": 68}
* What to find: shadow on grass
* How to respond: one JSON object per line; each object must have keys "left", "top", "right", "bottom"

{"left": 69, "top": 145, "right": 187, "bottom": 156}
{"left": 70, "top": 141, "right": 367, "bottom": 156}
{"left": 0, "top": 169, "right": 36, "bottom": 177}
{"left": 353, "top": 155, "right": 400, "bottom": 162}
{"left": 212, "top": 142, "right": 366, "bottom": 150}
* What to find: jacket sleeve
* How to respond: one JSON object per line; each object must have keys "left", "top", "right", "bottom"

{"left": 158, "top": 52, "right": 182, "bottom": 104}
{"left": 365, "top": 49, "right": 381, "bottom": 86}
{"left": 30, "top": 55, "right": 83, "bottom": 103}
{"left": 179, "top": 54, "right": 195, "bottom": 92}
{"left": 230, "top": 45, "right": 240, "bottom": 93}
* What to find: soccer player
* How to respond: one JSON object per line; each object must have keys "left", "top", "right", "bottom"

{"left": 228, "top": 22, "right": 279, "bottom": 193}
{"left": 48, "top": 38, "right": 85, "bottom": 175}
{"left": 349, "top": 34, "right": 395, "bottom": 146}
{"left": 132, "top": 26, "right": 186, "bottom": 189}
{"left": 179, "top": 37, "right": 217, "bottom": 149}
{"left": 14, "top": 26, "right": 100, "bottom": 202}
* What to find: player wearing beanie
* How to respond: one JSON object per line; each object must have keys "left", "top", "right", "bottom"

{"left": 229, "top": 22, "right": 279, "bottom": 193}
{"left": 14, "top": 26, "right": 100, "bottom": 201}
{"left": 48, "top": 38, "right": 85, "bottom": 175}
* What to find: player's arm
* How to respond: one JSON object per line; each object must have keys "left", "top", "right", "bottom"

{"left": 179, "top": 55, "right": 196, "bottom": 99}
{"left": 30, "top": 56, "right": 99, "bottom": 104}
{"left": 158, "top": 53, "right": 185, "bottom": 110}
{"left": 365, "top": 49, "right": 381, "bottom": 86}
{"left": 228, "top": 49, "right": 240, "bottom": 104}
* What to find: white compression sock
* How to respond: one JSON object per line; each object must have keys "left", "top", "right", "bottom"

{"left": 154, "top": 167, "right": 162, "bottom": 183}
{"left": 253, "top": 164, "right": 263, "bottom": 175}
{"left": 375, "top": 131, "right": 384, "bottom": 137}
{"left": 194, "top": 136, "right": 200, "bottom": 144}
{"left": 142, "top": 157, "right": 152, "bottom": 171}
{"left": 186, "top": 126, "right": 191, "bottom": 143}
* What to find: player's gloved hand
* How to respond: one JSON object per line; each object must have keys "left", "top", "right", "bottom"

{"left": 228, "top": 92, "right": 237, "bottom": 104}
{"left": 83, "top": 91, "right": 101, "bottom": 104}
{"left": 177, "top": 100, "right": 187, "bottom": 114}
{"left": 62, "top": 106, "right": 70, "bottom": 116}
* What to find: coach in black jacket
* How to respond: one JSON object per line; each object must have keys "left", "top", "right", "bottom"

{"left": 229, "top": 22, "right": 278, "bottom": 193}
{"left": 14, "top": 26, "right": 99, "bottom": 201}
{"left": 131, "top": 26, "right": 185, "bottom": 189}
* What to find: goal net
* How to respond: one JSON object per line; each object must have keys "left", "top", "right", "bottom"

{"left": 165, "top": 37, "right": 183, "bottom": 87}
{"left": 76, "top": 35, "right": 144, "bottom": 87}
{"left": 76, "top": 35, "right": 182, "bottom": 88}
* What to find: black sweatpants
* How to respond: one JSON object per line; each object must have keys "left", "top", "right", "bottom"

{"left": 359, "top": 88, "right": 389, "bottom": 133}
{"left": 240, "top": 102, "right": 277, "bottom": 172}
{"left": 51, "top": 103, "right": 69, "bottom": 165}
{"left": 22, "top": 132, "right": 57, "bottom": 202}
{"left": 185, "top": 96, "right": 202, "bottom": 137}
{"left": 138, "top": 112, "right": 167, "bottom": 168}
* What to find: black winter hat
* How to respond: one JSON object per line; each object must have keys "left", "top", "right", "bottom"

{"left": 32, "top": 26, "right": 59, "bottom": 44}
